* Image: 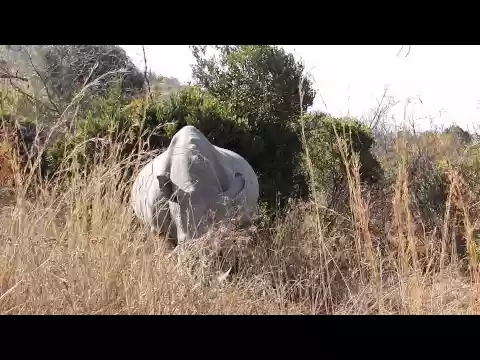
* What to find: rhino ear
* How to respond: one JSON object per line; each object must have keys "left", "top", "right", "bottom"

{"left": 222, "top": 173, "right": 245, "bottom": 200}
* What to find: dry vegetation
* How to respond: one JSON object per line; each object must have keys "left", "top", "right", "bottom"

{"left": 1, "top": 122, "right": 480, "bottom": 315}
{"left": 2, "top": 45, "right": 480, "bottom": 315}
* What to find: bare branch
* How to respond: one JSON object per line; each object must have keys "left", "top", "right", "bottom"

{"left": 69, "top": 60, "right": 101, "bottom": 132}
{"left": 396, "top": 45, "right": 412, "bottom": 58}
{"left": 7, "top": 78, "right": 57, "bottom": 113}
{"left": 0, "top": 74, "right": 27, "bottom": 81}
{"left": 0, "top": 67, "right": 27, "bottom": 82}
{"left": 141, "top": 45, "right": 153, "bottom": 102}
{"left": 21, "top": 46, "right": 62, "bottom": 115}
{"left": 364, "top": 85, "right": 400, "bottom": 133}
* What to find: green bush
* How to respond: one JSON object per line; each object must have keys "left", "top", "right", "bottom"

{"left": 155, "top": 86, "right": 260, "bottom": 156}
{"left": 44, "top": 86, "right": 257, "bottom": 180}
{"left": 301, "top": 112, "right": 382, "bottom": 211}
{"left": 383, "top": 131, "right": 453, "bottom": 231}
{"left": 408, "top": 152, "right": 449, "bottom": 229}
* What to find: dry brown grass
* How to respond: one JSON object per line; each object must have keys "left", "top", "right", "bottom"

{"left": 0, "top": 130, "right": 479, "bottom": 315}
{"left": 1, "top": 64, "right": 479, "bottom": 314}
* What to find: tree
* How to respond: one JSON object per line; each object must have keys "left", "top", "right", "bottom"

{"left": 190, "top": 45, "right": 316, "bottom": 211}
{"left": 1, "top": 45, "right": 145, "bottom": 117}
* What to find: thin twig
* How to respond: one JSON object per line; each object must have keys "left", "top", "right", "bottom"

{"left": 22, "top": 46, "right": 62, "bottom": 115}
{"left": 141, "top": 45, "right": 153, "bottom": 102}
{"left": 0, "top": 73, "right": 27, "bottom": 81}
{"left": 396, "top": 45, "right": 412, "bottom": 58}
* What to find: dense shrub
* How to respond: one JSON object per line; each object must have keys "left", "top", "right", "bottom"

{"left": 44, "top": 86, "right": 257, "bottom": 181}
{"left": 408, "top": 152, "right": 449, "bottom": 230}
{"left": 384, "top": 131, "right": 463, "bottom": 232}
{"left": 301, "top": 112, "right": 382, "bottom": 212}
{"left": 444, "top": 124, "right": 472, "bottom": 145}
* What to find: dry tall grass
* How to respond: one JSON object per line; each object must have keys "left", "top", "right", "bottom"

{"left": 0, "top": 125, "right": 478, "bottom": 315}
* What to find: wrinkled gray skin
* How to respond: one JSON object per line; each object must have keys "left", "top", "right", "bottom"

{"left": 131, "top": 125, "right": 259, "bottom": 245}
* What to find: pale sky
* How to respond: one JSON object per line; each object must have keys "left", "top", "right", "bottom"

{"left": 120, "top": 45, "right": 480, "bottom": 132}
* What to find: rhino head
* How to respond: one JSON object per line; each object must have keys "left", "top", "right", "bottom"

{"left": 157, "top": 168, "right": 246, "bottom": 246}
